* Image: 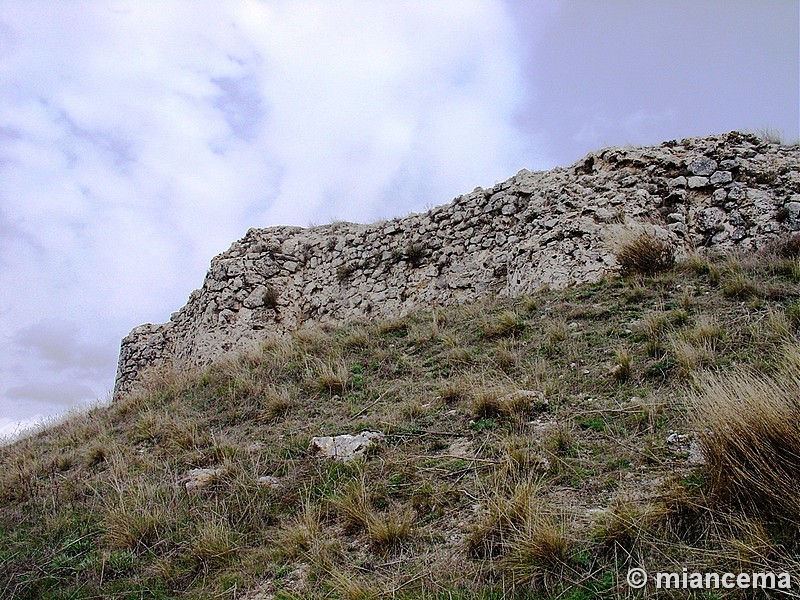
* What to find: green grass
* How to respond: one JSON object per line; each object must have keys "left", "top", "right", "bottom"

{"left": 3, "top": 247, "right": 800, "bottom": 598}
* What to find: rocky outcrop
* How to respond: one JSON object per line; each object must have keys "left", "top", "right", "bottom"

{"left": 114, "top": 132, "right": 800, "bottom": 398}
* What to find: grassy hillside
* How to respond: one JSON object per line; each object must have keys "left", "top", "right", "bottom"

{"left": 3, "top": 236, "right": 800, "bottom": 599}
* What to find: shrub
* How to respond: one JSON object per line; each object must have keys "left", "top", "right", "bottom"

{"left": 754, "top": 127, "right": 784, "bottom": 145}
{"left": 262, "top": 285, "right": 279, "bottom": 309}
{"left": 405, "top": 242, "right": 426, "bottom": 267}
{"left": 336, "top": 262, "right": 357, "bottom": 282}
{"left": 615, "top": 232, "right": 675, "bottom": 276}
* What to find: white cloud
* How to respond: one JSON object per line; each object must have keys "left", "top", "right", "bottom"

{"left": 0, "top": 1, "right": 542, "bottom": 428}
{"left": 14, "top": 319, "right": 117, "bottom": 377}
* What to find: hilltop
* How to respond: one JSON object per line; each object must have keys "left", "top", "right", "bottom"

{"left": 2, "top": 132, "right": 800, "bottom": 599}
{"left": 116, "top": 131, "right": 800, "bottom": 399}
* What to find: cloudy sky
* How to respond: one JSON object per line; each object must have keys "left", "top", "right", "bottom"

{"left": 1, "top": 1, "right": 797, "bottom": 437}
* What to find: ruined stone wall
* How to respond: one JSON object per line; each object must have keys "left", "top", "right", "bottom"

{"left": 114, "top": 132, "right": 800, "bottom": 398}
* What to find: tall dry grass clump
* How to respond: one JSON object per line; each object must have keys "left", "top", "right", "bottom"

{"left": 691, "top": 348, "right": 800, "bottom": 522}
{"left": 613, "top": 229, "right": 675, "bottom": 276}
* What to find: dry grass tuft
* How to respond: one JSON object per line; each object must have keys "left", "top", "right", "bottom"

{"left": 501, "top": 437, "right": 550, "bottom": 480}
{"left": 763, "top": 233, "right": 800, "bottom": 259}
{"left": 686, "top": 315, "right": 724, "bottom": 348}
{"left": 330, "top": 477, "right": 413, "bottom": 551}
{"left": 471, "top": 389, "right": 505, "bottom": 419}
{"left": 465, "top": 478, "right": 546, "bottom": 559}
{"left": 722, "top": 271, "right": 760, "bottom": 298}
{"left": 186, "top": 519, "right": 238, "bottom": 571}
{"left": 670, "top": 338, "right": 715, "bottom": 377}
{"left": 274, "top": 501, "right": 323, "bottom": 560}
{"left": 259, "top": 386, "right": 294, "bottom": 422}
{"left": 541, "top": 319, "right": 568, "bottom": 356}
{"left": 439, "top": 378, "right": 473, "bottom": 405}
{"left": 692, "top": 355, "right": 800, "bottom": 522}
{"left": 594, "top": 500, "right": 656, "bottom": 553}
{"left": 494, "top": 339, "right": 520, "bottom": 370}
{"left": 668, "top": 315, "right": 723, "bottom": 377}
{"left": 681, "top": 250, "right": 713, "bottom": 276}
{"left": 311, "top": 357, "right": 350, "bottom": 394}
{"left": 328, "top": 569, "right": 385, "bottom": 600}
{"left": 102, "top": 479, "right": 174, "bottom": 552}
{"left": 470, "top": 387, "right": 539, "bottom": 420}
{"left": 609, "top": 348, "right": 632, "bottom": 382}
{"left": 758, "top": 308, "right": 794, "bottom": 343}
{"left": 377, "top": 317, "right": 408, "bottom": 336}
{"left": 615, "top": 231, "right": 675, "bottom": 276}
{"left": 294, "top": 326, "right": 333, "bottom": 355}
{"left": 365, "top": 509, "right": 414, "bottom": 551}
{"left": 342, "top": 326, "right": 371, "bottom": 349}
{"left": 482, "top": 310, "right": 524, "bottom": 338}
{"left": 331, "top": 477, "right": 371, "bottom": 533}
{"left": 499, "top": 512, "right": 572, "bottom": 587}
{"left": 544, "top": 423, "right": 579, "bottom": 457}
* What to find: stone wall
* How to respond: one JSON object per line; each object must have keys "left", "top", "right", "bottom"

{"left": 114, "top": 132, "right": 800, "bottom": 398}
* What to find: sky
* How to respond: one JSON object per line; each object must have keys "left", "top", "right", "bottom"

{"left": 1, "top": 1, "right": 798, "bottom": 438}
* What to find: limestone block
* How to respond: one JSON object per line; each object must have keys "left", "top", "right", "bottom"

{"left": 687, "top": 176, "right": 710, "bottom": 189}
{"left": 308, "top": 431, "right": 385, "bottom": 461}
{"left": 183, "top": 468, "right": 223, "bottom": 493}
{"left": 709, "top": 171, "right": 733, "bottom": 185}
{"left": 687, "top": 157, "right": 718, "bottom": 176}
